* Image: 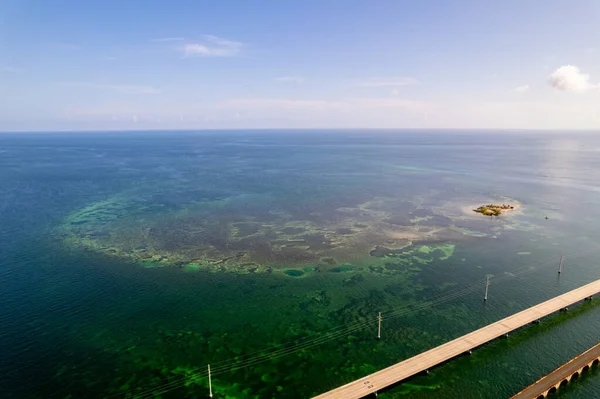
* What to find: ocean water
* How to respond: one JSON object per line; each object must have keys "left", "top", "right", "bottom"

{"left": 1, "top": 130, "right": 599, "bottom": 399}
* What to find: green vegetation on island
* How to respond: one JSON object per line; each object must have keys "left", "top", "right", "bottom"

{"left": 473, "top": 204, "right": 514, "bottom": 216}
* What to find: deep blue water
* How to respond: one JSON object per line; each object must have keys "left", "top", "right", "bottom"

{"left": 1, "top": 130, "right": 599, "bottom": 399}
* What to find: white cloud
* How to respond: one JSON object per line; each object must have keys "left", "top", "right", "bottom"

{"left": 57, "top": 82, "right": 160, "bottom": 94}
{"left": 514, "top": 84, "right": 530, "bottom": 93}
{"left": 358, "top": 77, "right": 420, "bottom": 87}
{"left": 182, "top": 44, "right": 217, "bottom": 56}
{"left": 204, "top": 35, "right": 243, "bottom": 48}
{"left": 391, "top": 89, "right": 399, "bottom": 96}
{"left": 548, "top": 65, "right": 599, "bottom": 93}
{"left": 275, "top": 76, "right": 304, "bottom": 84}
{"left": 181, "top": 35, "right": 243, "bottom": 57}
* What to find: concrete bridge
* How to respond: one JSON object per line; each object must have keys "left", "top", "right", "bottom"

{"left": 511, "top": 342, "right": 600, "bottom": 399}
{"left": 313, "top": 279, "right": 600, "bottom": 399}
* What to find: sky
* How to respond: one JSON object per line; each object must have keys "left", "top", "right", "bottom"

{"left": 1, "top": 0, "right": 599, "bottom": 131}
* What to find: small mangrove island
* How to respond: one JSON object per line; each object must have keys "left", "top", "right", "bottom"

{"left": 473, "top": 203, "right": 514, "bottom": 216}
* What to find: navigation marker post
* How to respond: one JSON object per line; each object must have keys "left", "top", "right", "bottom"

{"left": 558, "top": 254, "right": 564, "bottom": 274}
{"left": 377, "top": 312, "right": 382, "bottom": 340}
{"left": 208, "top": 364, "right": 213, "bottom": 398}
{"left": 484, "top": 276, "right": 490, "bottom": 302}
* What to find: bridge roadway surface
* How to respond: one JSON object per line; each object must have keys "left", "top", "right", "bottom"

{"left": 510, "top": 342, "right": 600, "bottom": 399}
{"left": 313, "top": 278, "right": 600, "bottom": 399}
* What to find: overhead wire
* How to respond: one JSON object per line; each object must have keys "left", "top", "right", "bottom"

{"left": 111, "top": 248, "right": 597, "bottom": 398}
{"left": 120, "top": 251, "right": 568, "bottom": 399}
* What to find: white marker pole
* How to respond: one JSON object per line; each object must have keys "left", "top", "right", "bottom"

{"left": 558, "top": 254, "right": 564, "bottom": 274}
{"left": 484, "top": 276, "right": 490, "bottom": 302}
{"left": 377, "top": 312, "right": 382, "bottom": 340}
{"left": 208, "top": 364, "right": 213, "bottom": 398}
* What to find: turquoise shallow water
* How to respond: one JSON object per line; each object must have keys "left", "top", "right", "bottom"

{"left": 1, "top": 130, "right": 599, "bottom": 398}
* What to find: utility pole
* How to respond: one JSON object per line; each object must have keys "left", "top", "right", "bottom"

{"left": 377, "top": 312, "right": 382, "bottom": 340}
{"left": 208, "top": 364, "right": 213, "bottom": 398}
{"left": 484, "top": 276, "right": 490, "bottom": 302}
{"left": 558, "top": 254, "right": 564, "bottom": 274}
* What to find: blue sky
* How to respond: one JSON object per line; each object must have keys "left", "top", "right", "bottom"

{"left": 1, "top": 0, "right": 599, "bottom": 130}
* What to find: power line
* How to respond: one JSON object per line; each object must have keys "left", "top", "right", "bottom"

{"left": 110, "top": 248, "right": 596, "bottom": 398}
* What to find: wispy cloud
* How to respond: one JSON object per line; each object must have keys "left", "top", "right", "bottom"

{"left": 181, "top": 35, "right": 243, "bottom": 57}
{"left": 349, "top": 98, "right": 426, "bottom": 112}
{"left": 57, "top": 82, "right": 160, "bottom": 94}
{"left": 275, "top": 76, "right": 304, "bottom": 84}
{"left": 204, "top": 35, "right": 242, "bottom": 48}
{"left": 357, "top": 77, "right": 420, "bottom": 87}
{"left": 514, "top": 84, "right": 530, "bottom": 93}
{"left": 548, "top": 65, "right": 599, "bottom": 93}
{"left": 181, "top": 44, "right": 225, "bottom": 57}
{"left": 227, "top": 98, "right": 347, "bottom": 111}
{"left": 153, "top": 37, "right": 185, "bottom": 42}
{"left": 225, "top": 97, "right": 426, "bottom": 112}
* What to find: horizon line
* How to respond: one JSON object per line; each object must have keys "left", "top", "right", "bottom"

{"left": 2, "top": 127, "right": 600, "bottom": 134}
